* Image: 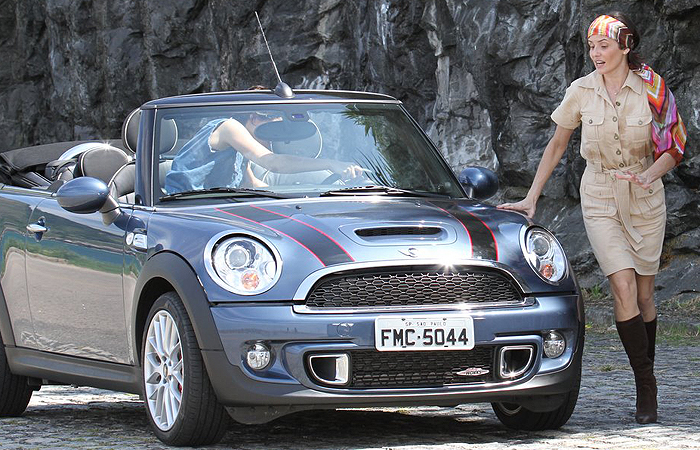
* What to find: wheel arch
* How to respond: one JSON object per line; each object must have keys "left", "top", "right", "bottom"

{"left": 0, "top": 282, "right": 15, "bottom": 347}
{"left": 132, "top": 251, "right": 224, "bottom": 363}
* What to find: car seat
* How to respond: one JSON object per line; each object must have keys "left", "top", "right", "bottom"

{"left": 108, "top": 110, "right": 178, "bottom": 202}
{"left": 73, "top": 146, "right": 130, "bottom": 184}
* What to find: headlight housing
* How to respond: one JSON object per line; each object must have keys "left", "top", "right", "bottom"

{"left": 206, "top": 235, "right": 281, "bottom": 295}
{"left": 522, "top": 227, "right": 567, "bottom": 283}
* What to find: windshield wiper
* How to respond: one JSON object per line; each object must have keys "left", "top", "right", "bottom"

{"left": 319, "top": 185, "right": 451, "bottom": 198}
{"left": 160, "top": 187, "right": 288, "bottom": 201}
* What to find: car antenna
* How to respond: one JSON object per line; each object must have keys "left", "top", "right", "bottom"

{"left": 255, "top": 11, "right": 294, "bottom": 99}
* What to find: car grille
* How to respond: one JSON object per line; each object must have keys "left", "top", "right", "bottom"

{"left": 303, "top": 268, "right": 522, "bottom": 309}
{"left": 349, "top": 347, "right": 495, "bottom": 388}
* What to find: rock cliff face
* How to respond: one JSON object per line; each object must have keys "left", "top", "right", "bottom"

{"left": 1, "top": 0, "right": 699, "bottom": 302}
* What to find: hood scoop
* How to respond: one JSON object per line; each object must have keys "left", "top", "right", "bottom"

{"left": 345, "top": 224, "right": 454, "bottom": 246}
{"left": 355, "top": 226, "right": 442, "bottom": 238}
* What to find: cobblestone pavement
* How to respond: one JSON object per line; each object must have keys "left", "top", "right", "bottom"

{"left": 1, "top": 331, "right": 698, "bottom": 450}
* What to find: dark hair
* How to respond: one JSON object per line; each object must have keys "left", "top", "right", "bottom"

{"left": 608, "top": 11, "right": 643, "bottom": 70}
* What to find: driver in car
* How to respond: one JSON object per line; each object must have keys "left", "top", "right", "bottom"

{"left": 164, "top": 111, "right": 363, "bottom": 194}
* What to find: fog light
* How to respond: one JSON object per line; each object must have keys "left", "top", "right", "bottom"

{"left": 543, "top": 331, "right": 566, "bottom": 358}
{"left": 246, "top": 342, "right": 271, "bottom": 370}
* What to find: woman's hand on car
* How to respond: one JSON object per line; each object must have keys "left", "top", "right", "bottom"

{"left": 497, "top": 196, "right": 537, "bottom": 218}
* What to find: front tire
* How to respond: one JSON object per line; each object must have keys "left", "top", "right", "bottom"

{"left": 492, "top": 368, "right": 581, "bottom": 431}
{"left": 142, "top": 292, "right": 229, "bottom": 446}
{"left": 0, "top": 335, "right": 33, "bottom": 416}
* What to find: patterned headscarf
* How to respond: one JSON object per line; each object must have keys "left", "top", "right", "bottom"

{"left": 588, "top": 15, "right": 686, "bottom": 165}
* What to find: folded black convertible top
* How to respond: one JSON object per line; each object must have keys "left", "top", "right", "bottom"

{"left": 0, "top": 139, "right": 126, "bottom": 173}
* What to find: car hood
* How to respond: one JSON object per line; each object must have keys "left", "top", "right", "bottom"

{"left": 207, "top": 198, "right": 522, "bottom": 262}
{"left": 153, "top": 197, "right": 574, "bottom": 294}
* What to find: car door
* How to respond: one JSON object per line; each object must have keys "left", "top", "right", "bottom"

{"left": 25, "top": 198, "right": 130, "bottom": 363}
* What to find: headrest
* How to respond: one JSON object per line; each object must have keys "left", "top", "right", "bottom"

{"left": 121, "top": 108, "right": 141, "bottom": 153}
{"left": 158, "top": 119, "right": 178, "bottom": 154}
{"left": 57, "top": 142, "right": 120, "bottom": 162}
{"left": 76, "top": 147, "right": 130, "bottom": 183}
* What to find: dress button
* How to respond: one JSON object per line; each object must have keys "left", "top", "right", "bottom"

{"left": 638, "top": 120, "right": 643, "bottom": 125}
{"left": 589, "top": 119, "right": 593, "bottom": 124}
{"left": 619, "top": 163, "right": 624, "bottom": 168}
{"left": 616, "top": 101, "right": 621, "bottom": 106}
{"left": 616, "top": 150, "right": 622, "bottom": 155}
{"left": 613, "top": 117, "right": 618, "bottom": 122}
{"left": 614, "top": 133, "right": 619, "bottom": 140}
{"left": 648, "top": 189, "right": 654, "bottom": 194}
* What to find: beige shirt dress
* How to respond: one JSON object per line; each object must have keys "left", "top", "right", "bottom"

{"left": 551, "top": 70, "right": 666, "bottom": 276}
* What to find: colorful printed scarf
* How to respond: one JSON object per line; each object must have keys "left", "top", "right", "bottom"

{"left": 588, "top": 15, "right": 686, "bottom": 165}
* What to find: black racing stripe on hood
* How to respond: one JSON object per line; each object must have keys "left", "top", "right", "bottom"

{"left": 432, "top": 202, "right": 498, "bottom": 261}
{"left": 214, "top": 208, "right": 325, "bottom": 266}
{"left": 226, "top": 205, "right": 354, "bottom": 266}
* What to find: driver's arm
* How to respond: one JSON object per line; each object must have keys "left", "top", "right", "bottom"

{"left": 210, "top": 119, "right": 363, "bottom": 177}
{"left": 241, "top": 162, "right": 268, "bottom": 188}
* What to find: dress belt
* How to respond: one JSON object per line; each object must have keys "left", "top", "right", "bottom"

{"left": 585, "top": 157, "right": 653, "bottom": 250}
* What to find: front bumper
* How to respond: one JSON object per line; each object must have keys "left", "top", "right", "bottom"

{"left": 203, "top": 294, "right": 583, "bottom": 421}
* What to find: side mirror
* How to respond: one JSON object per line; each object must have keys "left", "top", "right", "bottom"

{"left": 55, "top": 177, "right": 121, "bottom": 225}
{"left": 458, "top": 166, "right": 499, "bottom": 200}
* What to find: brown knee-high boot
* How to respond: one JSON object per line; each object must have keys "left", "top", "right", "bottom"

{"left": 645, "top": 317, "right": 657, "bottom": 365}
{"left": 616, "top": 314, "right": 658, "bottom": 424}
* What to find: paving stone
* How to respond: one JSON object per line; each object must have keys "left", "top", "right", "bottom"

{"left": 0, "top": 331, "right": 698, "bottom": 449}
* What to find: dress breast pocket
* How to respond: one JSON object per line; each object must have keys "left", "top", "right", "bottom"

{"left": 581, "top": 115, "right": 604, "bottom": 142}
{"left": 581, "top": 183, "right": 616, "bottom": 218}
{"left": 626, "top": 115, "right": 652, "bottom": 144}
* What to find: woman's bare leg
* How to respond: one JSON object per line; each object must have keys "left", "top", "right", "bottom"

{"left": 608, "top": 268, "right": 640, "bottom": 321}
{"left": 636, "top": 273, "right": 658, "bottom": 364}
{"left": 635, "top": 273, "right": 657, "bottom": 321}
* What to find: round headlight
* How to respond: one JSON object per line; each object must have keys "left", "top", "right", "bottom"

{"left": 523, "top": 227, "right": 567, "bottom": 283}
{"left": 209, "top": 236, "right": 281, "bottom": 295}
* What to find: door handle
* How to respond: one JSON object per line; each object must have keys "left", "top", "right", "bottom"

{"left": 26, "top": 223, "right": 48, "bottom": 233}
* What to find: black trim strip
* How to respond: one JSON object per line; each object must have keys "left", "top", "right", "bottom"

{"left": 433, "top": 202, "right": 498, "bottom": 261}
{"left": 6, "top": 347, "right": 140, "bottom": 394}
{"left": 225, "top": 206, "right": 354, "bottom": 266}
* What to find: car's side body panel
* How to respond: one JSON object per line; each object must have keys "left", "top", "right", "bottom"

{"left": 0, "top": 187, "right": 51, "bottom": 348}
{"left": 24, "top": 198, "right": 130, "bottom": 363}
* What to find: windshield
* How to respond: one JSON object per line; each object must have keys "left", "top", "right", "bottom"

{"left": 153, "top": 102, "right": 464, "bottom": 201}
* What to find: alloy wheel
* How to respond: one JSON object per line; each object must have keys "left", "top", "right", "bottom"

{"left": 144, "top": 310, "right": 184, "bottom": 431}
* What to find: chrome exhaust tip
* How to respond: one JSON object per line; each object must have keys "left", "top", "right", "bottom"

{"left": 307, "top": 353, "right": 350, "bottom": 386}
{"left": 498, "top": 345, "right": 534, "bottom": 379}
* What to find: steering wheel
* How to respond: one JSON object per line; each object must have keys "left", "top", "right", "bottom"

{"left": 321, "top": 173, "right": 343, "bottom": 185}
{"left": 321, "top": 172, "right": 373, "bottom": 186}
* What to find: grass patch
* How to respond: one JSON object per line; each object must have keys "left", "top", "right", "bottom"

{"left": 657, "top": 323, "right": 700, "bottom": 346}
{"left": 585, "top": 321, "right": 615, "bottom": 334}
{"left": 582, "top": 284, "right": 610, "bottom": 302}
{"left": 597, "top": 364, "right": 628, "bottom": 372}
{"left": 659, "top": 293, "right": 700, "bottom": 317}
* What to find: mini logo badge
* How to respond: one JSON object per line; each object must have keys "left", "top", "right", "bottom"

{"left": 399, "top": 247, "right": 419, "bottom": 258}
{"left": 455, "top": 367, "right": 490, "bottom": 377}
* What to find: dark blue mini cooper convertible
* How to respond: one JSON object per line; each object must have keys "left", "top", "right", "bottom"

{"left": 0, "top": 88, "right": 583, "bottom": 446}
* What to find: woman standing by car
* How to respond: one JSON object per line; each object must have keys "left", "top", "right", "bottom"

{"left": 498, "top": 12, "right": 686, "bottom": 424}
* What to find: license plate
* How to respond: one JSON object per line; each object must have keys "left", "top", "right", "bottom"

{"left": 374, "top": 315, "right": 475, "bottom": 351}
